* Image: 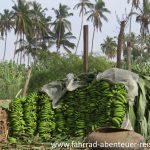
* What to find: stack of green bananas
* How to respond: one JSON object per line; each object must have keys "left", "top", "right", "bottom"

{"left": 74, "top": 88, "right": 88, "bottom": 137}
{"left": 111, "top": 84, "right": 127, "bottom": 127}
{"left": 54, "top": 107, "right": 67, "bottom": 138}
{"left": 53, "top": 80, "right": 128, "bottom": 138}
{"left": 9, "top": 97, "right": 26, "bottom": 137}
{"left": 23, "top": 92, "right": 38, "bottom": 137}
{"left": 9, "top": 79, "right": 128, "bottom": 140}
{"left": 38, "top": 93, "right": 55, "bottom": 140}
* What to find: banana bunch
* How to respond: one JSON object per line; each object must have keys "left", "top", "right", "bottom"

{"left": 111, "top": 84, "right": 127, "bottom": 128}
{"left": 23, "top": 92, "right": 38, "bottom": 137}
{"left": 38, "top": 93, "right": 55, "bottom": 140}
{"left": 54, "top": 107, "right": 68, "bottom": 139}
{"left": 53, "top": 80, "right": 128, "bottom": 138}
{"left": 9, "top": 79, "right": 128, "bottom": 141}
{"left": 9, "top": 97, "right": 26, "bottom": 137}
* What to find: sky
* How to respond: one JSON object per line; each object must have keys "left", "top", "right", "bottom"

{"left": 0, "top": 0, "right": 141, "bottom": 60}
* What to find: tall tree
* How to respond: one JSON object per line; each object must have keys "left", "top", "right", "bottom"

{"left": 0, "top": 9, "right": 14, "bottom": 61}
{"left": 74, "top": 0, "right": 93, "bottom": 54}
{"left": 124, "top": 32, "right": 138, "bottom": 61}
{"left": 126, "top": 0, "right": 140, "bottom": 70}
{"left": 49, "top": 31, "right": 76, "bottom": 53}
{"left": 101, "top": 36, "right": 117, "bottom": 60}
{"left": 117, "top": 20, "right": 126, "bottom": 68}
{"left": 127, "top": 0, "right": 140, "bottom": 9}
{"left": 29, "top": 1, "right": 51, "bottom": 48}
{"left": 86, "top": 0, "right": 110, "bottom": 54}
{"left": 52, "top": 3, "right": 73, "bottom": 52}
{"left": 135, "top": 0, "right": 150, "bottom": 36}
{"left": 12, "top": 0, "right": 32, "bottom": 63}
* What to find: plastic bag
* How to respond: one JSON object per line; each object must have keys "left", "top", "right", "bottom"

{"left": 96, "top": 68, "right": 139, "bottom": 106}
{"left": 41, "top": 74, "right": 84, "bottom": 108}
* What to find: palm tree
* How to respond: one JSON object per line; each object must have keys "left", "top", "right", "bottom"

{"left": 0, "top": 9, "right": 14, "bottom": 61}
{"left": 50, "top": 31, "right": 76, "bottom": 53}
{"left": 74, "top": 0, "right": 93, "bottom": 54}
{"left": 124, "top": 33, "right": 137, "bottom": 59}
{"left": 12, "top": 0, "right": 32, "bottom": 62}
{"left": 52, "top": 3, "right": 73, "bottom": 52}
{"left": 127, "top": 0, "right": 140, "bottom": 9}
{"left": 101, "top": 36, "right": 117, "bottom": 60}
{"left": 29, "top": 1, "right": 51, "bottom": 49}
{"left": 116, "top": 20, "right": 126, "bottom": 68}
{"left": 126, "top": 0, "right": 140, "bottom": 70}
{"left": 14, "top": 38, "right": 43, "bottom": 65}
{"left": 86, "top": 0, "right": 110, "bottom": 54}
{"left": 135, "top": 0, "right": 150, "bottom": 36}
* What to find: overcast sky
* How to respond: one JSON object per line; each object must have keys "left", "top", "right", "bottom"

{"left": 0, "top": 0, "right": 141, "bottom": 60}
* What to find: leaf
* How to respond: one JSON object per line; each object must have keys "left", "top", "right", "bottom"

{"left": 129, "top": 106, "right": 136, "bottom": 128}
{"left": 147, "top": 111, "right": 150, "bottom": 141}
{"left": 138, "top": 78, "right": 146, "bottom": 96}
{"left": 135, "top": 77, "right": 149, "bottom": 139}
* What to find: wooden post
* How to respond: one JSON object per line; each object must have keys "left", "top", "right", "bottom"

{"left": 22, "top": 67, "right": 32, "bottom": 96}
{"left": 83, "top": 25, "right": 89, "bottom": 73}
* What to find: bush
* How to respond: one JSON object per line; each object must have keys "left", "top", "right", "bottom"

{"left": 0, "top": 61, "right": 26, "bottom": 99}
{"left": 28, "top": 54, "right": 112, "bottom": 93}
{"left": 0, "top": 54, "right": 113, "bottom": 97}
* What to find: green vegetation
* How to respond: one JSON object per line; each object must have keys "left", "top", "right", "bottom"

{"left": 0, "top": 62, "right": 25, "bottom": 99}
{"left": 0, "top": 54, "right": 112, "bottom": 98}
{"left": 28, "top": 54, "right": 112, "bottom": 93}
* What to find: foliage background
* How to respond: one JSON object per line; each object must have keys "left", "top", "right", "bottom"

{"left": 0, "top": 54, "right": 112, "bottom": 99}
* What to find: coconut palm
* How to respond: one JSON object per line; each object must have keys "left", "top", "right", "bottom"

{"left": 14, "top": 38, "right": 43, "bottom": 65}
{"left": 126, "top": 0, "right": 140, "bottom": 70}
{"left": 52, "top": 4, "right": 73, "bottom": 52}
{"left": 50, "top": 31, "right": 76, "bottom": 53}
{"left": 14, "top": 1, "right": 52, "bottom": 65}
{"left": 127, "top": 0, "right": 140, "bottom": 9}
{"left": 124, "top": 33, "right": 138, "bottom": 58}
{"left": 12, "top": 0, "right": 32, "bottom": 62}
{"left": 101, "top": 36, "right": 117, "bottom": 60}
{"left": 135, "top": 0, "right": 150, "bottom": 36}
{"left": 74, "top": 0, "right": 93, "bottom": 54}
{"left": 0, "top": 9, "right": 14, "bottom": 61}
{"left": 86, "top": 0, "right": 110, "bottom": 54}
{"left": 29, "top": 1, "right": 51, "bottom": 47}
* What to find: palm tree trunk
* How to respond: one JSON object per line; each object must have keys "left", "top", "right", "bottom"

{"left": 3, "top": 34, "right": 7, "bottom": 61}
{"left": 91, "top": 27, "right": 95, "bottom": 54}
{"left": 17, "top": 53, "right": 19, "bottom": 64}
{"left": 127, "top": 41, "right": 131, "bottom": 70}
{"left": 20, "top": 51, "right": 22, "bottom": 65}
{"left": 57, "top": 21, "right": 62, "bottom": 53}
{"left": 13, "top": 33, "right": 19, "bottom": 61}
{"left": 127, "top": 3, "right": 134, "bottom": 70}
{"left": 28, "top": 55, "right": 30, "bottom": 67}
{"left": 23, "top": 34, "right": 25, "bottom": 65}
{"left": 20, "top": 33, "right": 23, "bottom": 65}
{"left": 75, "top": 12, "right": 84, "bottom": 54}
{"left": 117, "top": 21, "right": 126, "bottom": 68}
